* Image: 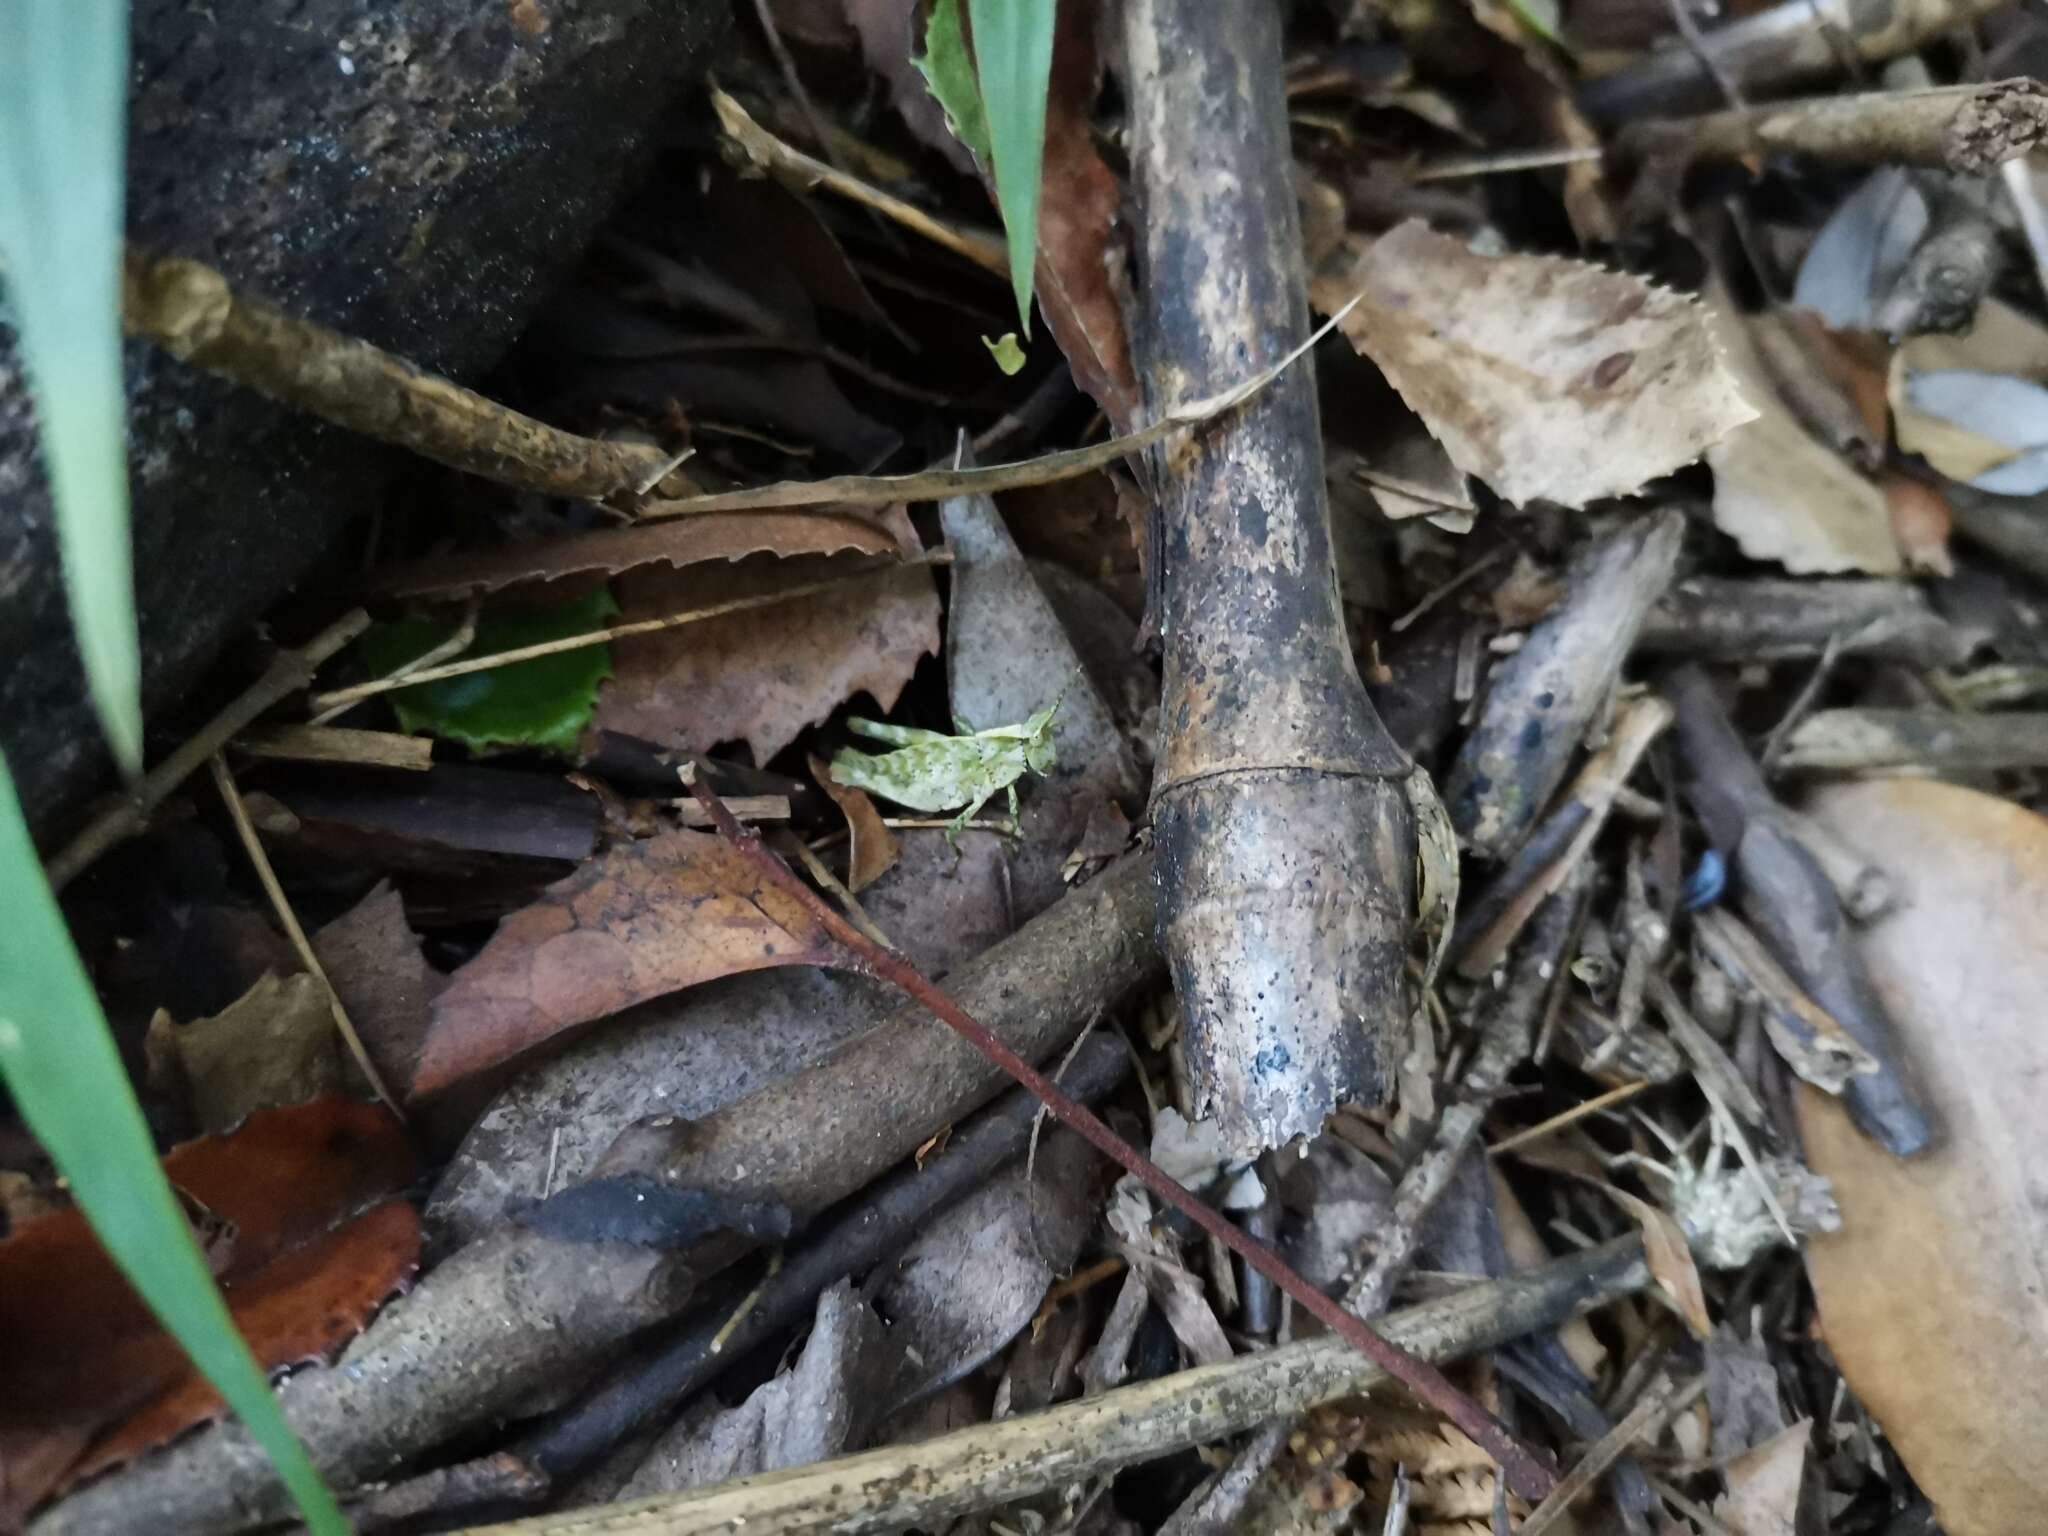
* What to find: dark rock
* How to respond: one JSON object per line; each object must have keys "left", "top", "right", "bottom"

{"left": 0, "top": 0, "right": 730, "bottom": 833}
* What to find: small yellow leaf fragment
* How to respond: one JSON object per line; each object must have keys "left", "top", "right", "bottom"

{"left": 982, "top": 332, "right": 1027, "bottom": 375}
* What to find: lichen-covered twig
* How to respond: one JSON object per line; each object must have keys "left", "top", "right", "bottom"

{"left": 1125, "top": 0, "right": 1419, "bottom": 1153}
{"left": 1621, "top": 81, "right": 2048, "bottom": 214}
{"left": 123, "top": 248, "right": 687, "bottom": 505}
{"left": 1636, "top": 577, "right": 1976, "bottom": 668}
{"left": 467, "top": 1239, "right": 1650, "bottom": 1536}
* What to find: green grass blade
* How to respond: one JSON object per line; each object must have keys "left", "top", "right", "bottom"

{"left": 0, "top": 759, "right": 347, "bottom": 1531}
{"left": 968, "top": 0, "right": 1056, "bottom": 333}
{"left": 916, "top": 0, "right": 993, "bottom": 160}
{"left": 0, "top": 0, "right": 143, "bottom": 775}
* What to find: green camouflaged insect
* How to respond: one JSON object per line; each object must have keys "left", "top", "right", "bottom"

{"left": 828, "top": 694, "right": 1063, "bottom": 842}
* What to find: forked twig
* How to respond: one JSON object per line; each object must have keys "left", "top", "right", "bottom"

{"left": 680, "top": 775, "right": 1557, "bottom": 1500}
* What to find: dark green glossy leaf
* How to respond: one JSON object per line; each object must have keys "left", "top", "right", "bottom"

{"left": 361, "top": 587, "right": 620, "bottom": 756}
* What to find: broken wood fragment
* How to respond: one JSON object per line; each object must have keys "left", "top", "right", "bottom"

{"left": 1636, "top": 577, "right": 1976, "bottom": 668}
{"left": 1774, "top": 708, "right": 2048, "bottom": 773}
{"left": 1448, "top": 513, "right": 1683, "bottom": 861}
{"left": 1125, "top": 0, "right": 1418, "bottom": 1153}
{"left": 1663, "top": 665, "right": 1932, "bottom": 1155}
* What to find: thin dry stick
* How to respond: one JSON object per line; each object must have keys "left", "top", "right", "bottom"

{"left": 1518, "top": 1377, "right": 1691, "bottom": 1536}
{"left": 125, "top": 249, "right": 687, "bottom": 504}
{"left": 310, "top": 597, "right": 478, "bottom": 725}
{"left": 230, "top": 724, "right": 433, "bottom": 772}
{"left": 305, "top": 555, "right": 945, "bottom": 712}
{"left": 775, "top": 830, "right": 894, "bottom": 951}
{"left": 207, "top": 755, "right": 404, "bottom": 1119}
{"left": 46, "top": 608, "right": 371, "bottom": 891}
{"left": 1489, "top": 1080, "right": 1655, "bottom": 1157}
{"left": 641, "top": 295, "right": 1363, "bottom": 518}
{"left": 1409, "top": 146, "right": 1608, "bottom": 182}
{"left": 681, "top": 776, "right": 1557, "bottom": 1500}
{"left": 714, "top": 90, "right": 1006, "bottom": 275}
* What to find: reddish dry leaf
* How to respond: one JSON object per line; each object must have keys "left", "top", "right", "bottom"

{"left": 0, "top": 1101, "right": 417, "bottom": 1523}
{"left": 1032, "top": 0, "right": 1140, "bottom": 433}
{"left": 596, "top": 526, "right": 940, "bottom": 767}
{"left": 809, "top": 754, "right": 899, "bottom": 892}
{"left": 1882, "top": 473, "right": 1954, "bottom": 576}
{"left": 412, "top": 829, "right": 855, "bottom": 1096}
{"left": 377, "top": 510, "right": 907, "bottom": 599}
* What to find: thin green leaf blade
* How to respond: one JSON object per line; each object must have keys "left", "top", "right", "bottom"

{"left": 0, "top": 0, "right": 143, "bottom": 774}
{"left": 0, "top": 758, "right": 345, "bottom": 1535}
{"left": 360, "top": 587, "right": 620, "bottom": 756}
{"left": 916, "top": 0, "right": 993, "bottom": 160}
{"left": 968, "top": 0, "right": 1056, "bottom": 333}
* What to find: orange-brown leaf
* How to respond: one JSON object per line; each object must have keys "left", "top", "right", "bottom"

{"left": 1604, "top": 1186, "right": 1711, "bottom": 1341}
{"left": 810, "top": 754, "right": 899, "bottom": 893}
{"left": 0, "top": 1101, "right": 418, "bottom": 1523}
{"left": 411, "top": 829, "right": 854, "bottom": 1095}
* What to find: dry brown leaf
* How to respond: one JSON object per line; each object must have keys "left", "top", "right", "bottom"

{"left": 1799, "top": 780, "right": 2048, "bottom": 1536}
{"left": 1881, "top": 473, "right": 1954, "bottom": 576}
{"left": 411, "top": 829, "right": 853, "bottom": 1096}
{"left": 1309, "top": 223, "right": 1753, "bottom": 509}
{"left": 1708, "top": 302, "right": 1902, "bottom": 576}
{"left": 378, "top": 510, "right": 906, "bottom": 599}
{"left": 163, "top": 972, "right": 357, "bottom": 1133}
{"left": 1712, "top": 1419, "right": 1813, "bottom": 1536}
{"left": 1603, "top": 1185, "right": 1711, "bottom": 1341}
{"left": 597, "top": 515, "right": 939, "bottom": 766}
{"left": 809, "top": 753, "right": 899, "bottom": 892}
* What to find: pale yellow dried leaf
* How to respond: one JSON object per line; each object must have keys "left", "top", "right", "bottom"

{"left": 1310, "top": 223, "right": 1754, "bottom": 508}
{"left": 1799, "top": 780, "right": 2048, "bottom": 1536}
{"left": 1708, "top": 302, "right": 1902, "bottom": 575}
{"left": 1712, "top": 1419, "right": 1811, "bottom": 1536}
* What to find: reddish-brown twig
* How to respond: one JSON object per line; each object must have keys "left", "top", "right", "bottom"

{"left": 683, "top": 776, "right": 1557, "bottom": 1500}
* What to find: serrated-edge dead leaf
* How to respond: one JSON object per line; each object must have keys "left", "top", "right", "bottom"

{"left": 412, "top": 829, "right": 853, "bottom": 1096}
{"left": 1310, "top": 223, "right": 1754, "bottom": 509}
{"left": 378, "top": 511, "right": 908, "bottom": 600}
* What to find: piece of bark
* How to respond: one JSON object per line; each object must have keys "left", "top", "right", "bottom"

{"left": 31, "top": 854, "right": 1162, "bottom": 1536}
{"left": 1636, "top": 577, "right": 1977, "bottom": 668}
{"left": 1, "top": 0, "right": 730, "bottom": 833}
{"left": 460, "top": 1238, "right": 1650, "bottom": 1536}
{"left": 1448, "top": 513, "right": 1684, "bottom": 861}
{"left": 1581, "top": 0, "right": 2015, "bottom": 121}
{"left": 1774, "top": 708, "right": 2048, "bottom": 773}
{"left": 1662, "top": 666, "right": 1932, "bottom": 1156}
{"left": 1124, "top": 0, "right": 1418, "bottom": 1152}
